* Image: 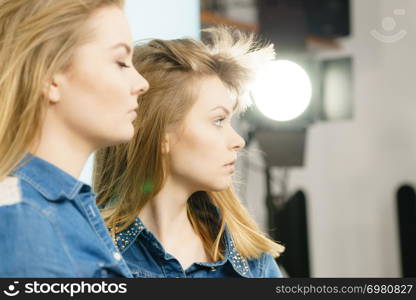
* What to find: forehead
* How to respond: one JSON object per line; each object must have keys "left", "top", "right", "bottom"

{"left": 83, "top": 5, "right": 132, "bottom": 49}
{"left": 193, "top": 76, "right": 237, "bottom": 112}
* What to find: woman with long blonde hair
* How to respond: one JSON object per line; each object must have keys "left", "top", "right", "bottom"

{"left": 94, "top": 27, "right": 285, "bottom": 278}
{"left": 0, "top": 0, "right": 148, "bottom": 277}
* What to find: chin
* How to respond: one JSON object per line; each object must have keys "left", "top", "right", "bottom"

{"left": 207, "top": 181, "right": 232, "bottom": 192}
{"left": 117, "top": 125, "right": 135, "bottom": 142}
{"left": 100, "top": 127, "right": 135, "bottom": 147}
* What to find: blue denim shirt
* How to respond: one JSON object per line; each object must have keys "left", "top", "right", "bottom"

{"left": 114, "top": 217, "right": 282, "bottom": 278}
{"left": 0, "top": 154, "right": 132, "bottom": 277}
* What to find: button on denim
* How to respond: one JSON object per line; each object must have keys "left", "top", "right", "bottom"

{"left": 0, "top": 154, "right": 132, "bottom": 277}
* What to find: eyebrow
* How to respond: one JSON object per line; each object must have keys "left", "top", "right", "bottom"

{"left": 210, "top": 105, "right": 232, "bottom": 116}
{"left": 111, "top": 42, "right": 132, "bottom": 55}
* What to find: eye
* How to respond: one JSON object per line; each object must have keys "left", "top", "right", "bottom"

{"left": 116, "top": 61, "right": 131, "bottom": 69}
{"left": 214, "top": 117, "right": 226, "bottom": 127}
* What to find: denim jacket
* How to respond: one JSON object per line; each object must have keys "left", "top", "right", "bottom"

{"left": 0, "top": 154, "right": 132, "bottom": 277}
{"left": 114, "top": 217, "right": 283, "bottom": 278}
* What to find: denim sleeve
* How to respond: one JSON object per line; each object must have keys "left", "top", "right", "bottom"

{"left": 260, "top": 253, "right": 283, "bottom": 278}
{"left": 0, "top": 202, "right": 74, "bottom": 277}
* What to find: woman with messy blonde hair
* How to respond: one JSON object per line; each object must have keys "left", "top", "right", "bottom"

{"left": 94, "top": 27, "right": 285, "bottom": 278}
{"left": 0, "top": 0, "right": 148, "bottom": 277}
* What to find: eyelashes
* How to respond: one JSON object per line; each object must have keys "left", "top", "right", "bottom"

{"left": 214, "top": 117, "right": 226, "bottom": 127}
{"left": 116, "top": 61, "right": 131, "bottom": 68}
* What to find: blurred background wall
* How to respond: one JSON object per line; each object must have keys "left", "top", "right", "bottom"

{"left": 286, "top": 0, "right": 415, "bottom": 277}
{"left": 240, "top": 0, "right": 416, "bottom": 277}
{"left": 125, "top": 0, "right": 200, "bottom": 40}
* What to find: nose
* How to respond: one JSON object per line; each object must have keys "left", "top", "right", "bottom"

{"left": 231, "top": 128, "right": 246, "bottom": 151}
{"left": 131, "top": 70, "right": 149, "bottom": 96}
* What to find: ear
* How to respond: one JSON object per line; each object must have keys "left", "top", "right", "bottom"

{"left": 161, "top": 133, "right": 170, "bottom": 154}
{"left": 43, "top": 74, "right": 64, "bottom": 104}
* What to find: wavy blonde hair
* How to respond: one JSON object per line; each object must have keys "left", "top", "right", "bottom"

{"left": 94, "top": 27, "right": 285, "bottom": 260}
{"left": 0, "top": 0, "right": 124, "bottom": 180}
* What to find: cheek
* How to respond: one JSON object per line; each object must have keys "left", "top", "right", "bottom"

{"left": 83, "top": 65, "right": 128, "bottom": 102}
{"left": 56, "top": 66, "right": 135, "bottom": 145}
{"left": 65, "top": 65, "right": 129, "bottom": 117}
{"left": 170, "top": 126, "right": 225, "bottom": 176}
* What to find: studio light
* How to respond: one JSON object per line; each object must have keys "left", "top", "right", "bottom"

{"left": 250, "top": 60, "right": 312, "bottom": 122}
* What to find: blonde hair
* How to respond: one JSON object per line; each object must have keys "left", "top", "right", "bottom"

{"left": 94, "top": 27, "right": 285, "bottom": 260}
{"left": 0, "top": 0, "right": 124, "bottom": 180}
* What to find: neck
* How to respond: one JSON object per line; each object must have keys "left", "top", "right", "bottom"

{"left": 139, "top": 175, "right": 196, "bottom": 245}
{"left": 30, "top": 112, "right": 94, "bottom": 179}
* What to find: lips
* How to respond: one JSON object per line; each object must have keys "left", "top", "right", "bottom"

{"left": 224, "top": 159, "right": 236, "bottom": 173}
{"left": 224, "top": 159, "right": 236, "bottom": 167}
{"left": 129, "top": 110, "right": 137, "bottom": 120}
{"left": 128, "top": 106, "right": 138, "bottom": 120}
{"left": 128, "top": 106, "right": 138, "bottom": 113}
{"left": 224, "top": 161, "right": 236, "bottom": 173}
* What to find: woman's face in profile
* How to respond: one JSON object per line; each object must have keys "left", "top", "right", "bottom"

{"left": 49, "top": 5, "right": 149, "bottom": 149}
{"left": 167, "top": 76, "right": 245, "bottom": 192}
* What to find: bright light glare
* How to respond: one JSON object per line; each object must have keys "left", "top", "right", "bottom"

{"left": 250, "top": 60, "right": 312, "bottom": 122}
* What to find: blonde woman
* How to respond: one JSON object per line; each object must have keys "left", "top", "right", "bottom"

{"left": 0, "top": 0, "right": 148, "bottom": 277}
{"left": 94, "top": 27, "right": 285, "bottom": 278}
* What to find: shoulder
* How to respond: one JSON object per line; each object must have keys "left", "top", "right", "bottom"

{"left": 0, "top": 176, "right": 49, "bottom": 209}
{"left": 0, "top": 177, "right": 59, "bottom": 240}
{"left": 0, "top": 176, "right": 61, "bottom": 234}
{"left": 0, "top": 176, "right": 22, "bottom": 207}
{"left": 0, "top": 176, "right": 51, "bottom": 220}
{"left": 0, "top": 181, "right": 71, "bottom": 276}
{"left": 248, "top": 253, "right": 283, "bottom": 278}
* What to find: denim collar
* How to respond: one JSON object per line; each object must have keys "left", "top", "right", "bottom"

{"left": 114, "top": 216, "right": 251, "bottom": 277}
{"left": 11, "top": 153, "right": 89, "bottom": 201}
